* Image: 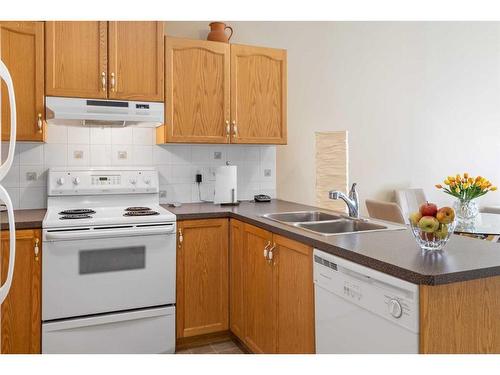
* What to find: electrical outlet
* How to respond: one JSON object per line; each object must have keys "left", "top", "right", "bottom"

{"left": 26, "top": 172, "right": 37, "bottom": 181}
{"left": 73, "top": 150, "right": 84, "bottom": 159}
{"left": 214, "top": 151, "right": 222, "bottom": 160}
{"left": 264, "top": 169, "right": 272, "bottom": 177}
{"left": 118, "top": 151, "right": 128, "bottom": 159}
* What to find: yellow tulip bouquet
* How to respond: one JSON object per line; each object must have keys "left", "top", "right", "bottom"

{"left": 435, "top": 173, "right": 497, "bottom": 201}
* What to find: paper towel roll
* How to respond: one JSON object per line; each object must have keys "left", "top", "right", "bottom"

{"left": 214, "top": 165, "right": 237, "bottom": 204}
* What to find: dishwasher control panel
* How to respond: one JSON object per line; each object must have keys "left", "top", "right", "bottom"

{"left": 313, "top": 249, "right": 419, "bottom": 333}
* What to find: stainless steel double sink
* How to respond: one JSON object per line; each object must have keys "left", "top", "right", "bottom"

{"left": 261, "top": 211, "right": 404, "bottom": 236}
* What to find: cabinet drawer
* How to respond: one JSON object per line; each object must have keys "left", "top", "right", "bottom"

{"left": 42, "top": 306, "right": 175, "bottom": 354}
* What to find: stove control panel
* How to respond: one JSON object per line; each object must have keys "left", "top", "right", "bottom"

{"left": 48, "top": 168, "right": 159, "bottom": 196}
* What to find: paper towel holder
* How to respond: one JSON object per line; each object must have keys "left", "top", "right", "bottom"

{"left": 220, "top": 188, "right": 240, "bottom": 206}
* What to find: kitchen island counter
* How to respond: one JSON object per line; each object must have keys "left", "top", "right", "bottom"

{"left": 165, "top": 199, "right": 500, "bottom": 286}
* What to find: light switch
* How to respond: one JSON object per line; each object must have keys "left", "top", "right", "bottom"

{"left": 214, "top": 151, "right": 222, "bottom": 160}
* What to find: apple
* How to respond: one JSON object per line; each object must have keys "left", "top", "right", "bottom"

{"left": 436, "top": 207, "right": 455, "bottom": 224}
{"left": 418, "top": 216, "right": 440, "bottom": 233}
{"left": 409, "top": 211, "right": 423, "bottom": 226}
{"left": 435, "top": 224, "right": 449, "bottom": 239}
{"left": 420, "top": 202, "right": 438, "bottom": 217}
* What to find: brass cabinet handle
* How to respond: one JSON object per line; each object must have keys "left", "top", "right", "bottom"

{"left": 232, "top": 120, "right": 238, "bottom": 137}
{"left": 34, "top": 238, "right": 40, "bottom": 262}
{"left": 37, "top": 113, "right": 43, "bottom": 132}
{"left": 225, "top": 120, "right": 230, "bottom": 137}
{"left": 267, "top": 243, "right": 276, "bottom": 264}
{"left": 101, "top": 72, "right": 106, "bottom": 91}
{"left": 178, "top": 229, "right": 183, "bottom": 248}
{"left": 110, "top": 72, "right": 116, "bottom": 92}
{"left": 263, "top": 241, "right": 271, "bottom": 259}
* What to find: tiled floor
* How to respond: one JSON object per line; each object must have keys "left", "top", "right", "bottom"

{"left": 176, "top": 339, "right": 245, "bottom": 354}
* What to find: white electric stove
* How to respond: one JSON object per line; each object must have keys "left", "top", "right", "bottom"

{"left": 42, "top": 167, "right": 177, "bottom": 354}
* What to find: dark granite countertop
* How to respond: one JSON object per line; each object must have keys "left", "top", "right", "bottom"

{"left": 163, "top": 200, "right": 500, "bottom": 286}
{"left": 1, "top": 209, "right": 46, "bottom": 230}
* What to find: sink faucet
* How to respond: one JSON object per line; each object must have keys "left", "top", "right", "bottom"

{"left": 329, "top": 183, "right": 360, "bottom": 218}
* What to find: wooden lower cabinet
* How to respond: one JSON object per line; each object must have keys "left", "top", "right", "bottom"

{"left": 0, "top": 229, "right": 41, "bottom": 354}
{"left": 275, "top": 234, "right": 315, "bottom": 353}
{"left": 176, "top": 219, "right": 229, "bottom": 338}
{"left": 229, "top": 219, "right": 245, "bottom": 339}
{"left": 420, "top": 276, "right": 500, "bottom": 354}
{"left": 242, "top": 223, "right": 276, "bottom": 353}
{"left": 230, "top": 220, "right": 315, "bottom": 354}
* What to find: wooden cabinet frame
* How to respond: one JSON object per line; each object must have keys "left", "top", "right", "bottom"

{"left": 176, "top": 219, "right": 229, "bottom": 338}
{"left": 0, "top": 21, "right": 45, "bottom": 142}
{"left": 0, "top": 229, "right": 41, "bottom": 354}
{"left": 158, "top": 38, "right": 287, "bottom": 145}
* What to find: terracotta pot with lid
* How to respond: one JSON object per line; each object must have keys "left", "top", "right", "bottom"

{"left": 207, "top": 22, "right": 233, "bottom": 43}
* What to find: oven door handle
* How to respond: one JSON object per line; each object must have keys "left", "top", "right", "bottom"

{"left": 45, "top": 225, "right": 175, "bottom": 241}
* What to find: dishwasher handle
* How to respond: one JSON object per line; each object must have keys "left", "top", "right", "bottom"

{"left": 45, "top": 225, "right": 175, "bottom": 241}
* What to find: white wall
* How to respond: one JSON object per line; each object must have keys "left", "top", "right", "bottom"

{"left": 166, "top": 21, "right": 500, "bottom": 212}
{"left": 2, "top": 127, "right": 276, "bottom": 208}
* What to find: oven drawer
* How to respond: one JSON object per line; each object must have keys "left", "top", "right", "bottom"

{"left": 42, "top": 306, "right": 175, "bottom": 354}
{"left": 43, "top": 231, "right": 176, "bottom": 320}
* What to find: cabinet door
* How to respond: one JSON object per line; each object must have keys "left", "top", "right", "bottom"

{"left": 108, "top": 21, "right": 164, "bottom": 101}
{"left": 230, "top": 44, "right": 287, "bottom": 144}
{"left": 176, "top": 219, "right": 229, "bottom": 338}
{"left": 160, "top": 37, "right": 230, "bottom": 144}
{"left": 0, "top": 22, "right": 45, "bottom": 142}
{"left": 229, "top": 219, "right": 245, "bottom": 340}
{"left": 0, "top": 229, "right": 41, "bottom": 354}
{"left": 45, "top": 21, "right": 107, "bottom": 99}
{"left": 243, "top": 223, "right": 276, "bottom": 353}
{"left": 274, "top": 234, "right": 315, "bottom": 353}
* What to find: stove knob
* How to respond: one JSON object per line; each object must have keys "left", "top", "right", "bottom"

{"left": 129, "top": 178, "right": 137, "bottom": 185}
{"left": 72, "top": 177, "right": 81, "bottom": 185}
{"left": 388, "top": 299, "right": 403, "bottom": 319}
{"left": 56, "top": 177, "right": 65, "bottom": 186}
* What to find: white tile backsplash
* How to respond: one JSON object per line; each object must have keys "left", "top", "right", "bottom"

{"left": 19, "top": 143, "right": 43, "bottom": 165}
{"left": 67, "top": 126, "right": 90, "bottom": 144}
{"left": 90, "top": 127, "right": 112, "bottom": 145}
{"left": 3, "top": 124, "right": 276, "bottom": 208}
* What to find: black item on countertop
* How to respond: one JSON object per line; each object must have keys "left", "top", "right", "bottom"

{"left": 254, "top": 194, "right": 271, "bottom": 203}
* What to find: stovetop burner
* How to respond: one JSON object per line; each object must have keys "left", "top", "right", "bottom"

{"left": 123, "top": 211, "right": 160, "bottom": 217}
{"left": 59, "top": 209, "right": 96, "bottom": 215}
{"left": 60, "top": 214, "right": 93, "bottom": 220}
{"left": 125, "top": 207, "right": 151, "bottom": 212}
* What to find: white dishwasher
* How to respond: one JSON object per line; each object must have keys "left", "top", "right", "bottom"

{"left": 313, "top": 249, "right": 419, "bottom": 354}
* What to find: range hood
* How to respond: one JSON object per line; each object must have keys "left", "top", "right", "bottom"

{"left": 45, "top": 97, "right": 164, "bottom": 127}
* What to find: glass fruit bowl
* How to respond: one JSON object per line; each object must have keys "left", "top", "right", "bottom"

{"left": 409, "top": 219, "right": 456, "bottom": 251}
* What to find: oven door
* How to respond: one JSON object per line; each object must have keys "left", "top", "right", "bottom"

{"left": 42, "top": 223, "right": 176, "bottom": 321}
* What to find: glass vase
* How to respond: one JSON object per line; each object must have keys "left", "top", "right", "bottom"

{"left": 454, "top": 199, "right": 479, "bottom": 223}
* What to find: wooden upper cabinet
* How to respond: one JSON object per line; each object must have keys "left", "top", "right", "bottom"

{"left": 274, "top": 234, "right": 315, "bottom": 354}
{"left": 161, "top": 37, "right": 230, "bottom": 143}
{"left": 243, "top": 223, "right": 277, "bottom": 354}
{"left": 231, "top": 44, "right": 287, "bottom": 144}
{"left": 229, "top": 219, "right": 245, "bottom": 340}
{"left": 0, "top": 229, "right": 42, "bottom": 354}
{"left": 108, "top": 21, "right": 164, "bottom": 101}
{"left": 176, "top": 219, "right": 229, "bottom": 338}
{"left": 0, "top": 22, "right": 45, "bottom": 142}
{"left": 45, "top": 21, "right": 108, "bottom": 99}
